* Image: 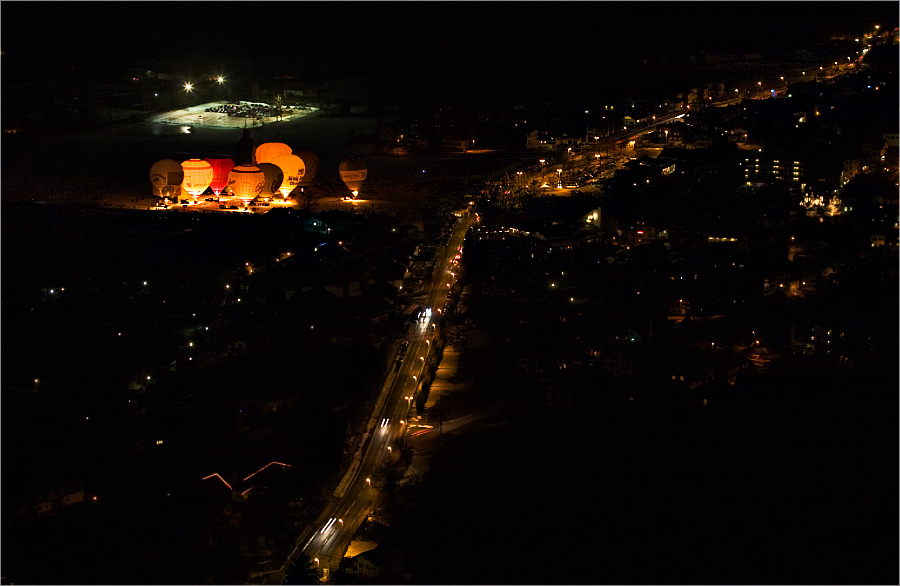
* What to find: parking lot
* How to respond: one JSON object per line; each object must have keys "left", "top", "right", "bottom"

{"left": 150, "top": 101, "right": 317, "bottom": 130}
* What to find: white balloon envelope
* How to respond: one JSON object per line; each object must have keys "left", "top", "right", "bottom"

{"left": 181, "top": 159, "right": 214, "bottom": 200}
{"left": 149, "top": 159, "right": 184, "bottom": 197}
{"left": 339, "top": 158, "right": 367, "bottom": 194}
{"left": 227, "top": 165, "right": 266, "bottom": 201}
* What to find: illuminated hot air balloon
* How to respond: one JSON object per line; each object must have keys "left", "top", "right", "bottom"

{"left": 294, "top": 150, "right": 319, "bottom": 187}
{"left": 257, "top": 163, "right": 284, "bottom": 200}
{"left": 227, "top": 165, "right": 265, "bottom": 202}
{"left": 205, "top": 158, "right": 235, "bottom": 198}
{"left": 271, "top": 154, "right": 306, "bottom": 199}
{"left": 181, "top": 159, "right": 214, "bottom": 201}
{"left": 254, "top": 142, "right": 292, "bottom": 165}
{"left": 149, "top": 159, "right": 184, "bottom": 201}
{"left": 339, "top": 158, "right": 367, "bottom": 196}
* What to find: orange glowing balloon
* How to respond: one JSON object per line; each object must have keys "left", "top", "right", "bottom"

{"left": 181, "top": 159, "right": 214, "bottom": 200}
{"left": 254, "top": 142, "right": 292, "bottom": 165}
{"left": 271, "top": 154, "right": 306, "bottom": 198}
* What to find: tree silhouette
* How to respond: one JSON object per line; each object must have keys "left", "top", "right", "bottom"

{"left": 283, "top": 551, "right": 319, "bottom": 584}
{"left": 299, "top": 186, "right": 322, "bottom": 212}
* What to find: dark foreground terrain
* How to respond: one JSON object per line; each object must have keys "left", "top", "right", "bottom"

{"left": 396, "top": 374, "right": 897, "bottom": 585}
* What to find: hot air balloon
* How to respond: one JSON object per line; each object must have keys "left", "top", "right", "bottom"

{"left": 293, "top": 151, "right": 319, "bottom": 187}
{"left": 339, "top": 158, "right": 367, "bottom": 196}
{"left": 227, "top": 165, "right": 265, "bottom": 202}
{"left": 205, "top": 158, "right": 235, "bottom": 199}
{"left": 181, "top": 159, "right": 214, "bottom": 201}
{"left": 254, "top": 142, "right": 292, "bottom": 165}
{"left": 271, "top": 154, "right": 306, "bottom": 199}
{"left": 149, "top": 159, "right": 184, "bottom": 201}
{"left": 257, "top": 163, "right": 284, "bottom": 200}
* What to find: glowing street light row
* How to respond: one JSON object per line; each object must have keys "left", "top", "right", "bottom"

{"left": 184, "top": 77, "right": 225, "bottom": 92}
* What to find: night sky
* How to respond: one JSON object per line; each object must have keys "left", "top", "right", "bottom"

{"left": 3, "top": 2, "right": 896, "bottom": 82}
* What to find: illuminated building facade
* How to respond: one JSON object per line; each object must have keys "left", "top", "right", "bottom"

{"left": 741, "top": 152, "right": 806, "bottom": 192}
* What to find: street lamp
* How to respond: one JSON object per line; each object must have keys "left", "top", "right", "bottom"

{"left": 184, "top": 82, "right": 193, "bottom": 92}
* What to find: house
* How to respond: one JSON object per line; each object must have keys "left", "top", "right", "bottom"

{"left": 546, "top": 384, "right": 574, "bottom": 408}
{"left": 378, "top": 114, "right": 422, "bottom": 144}
{"left": 791, "top": 323, "right": 831, "bottom": 354}
{"left": 668, "top": 363, "right": 709, "bottom": 391}
{"left": 581, "top": 208, "right": 602, "bottom": 229}
{"left": 282, "top": 82, "right": 318, "bottom": 101}
{"left": 740, "top": 152, "right": 806, "bottom": 191}
{"left": 556, "top": 134, "right": 583, "bottom": 148}
{"left": 628, "top": 225, "right": 656, "bottom": 243}
{"left": 408, "top": 135, "right": 430, "bottom": 150}
{"left": 442, "top": 136, "right": 469, "bottom": 152}
{"left": 627, "top": 155, "right": 676, "bottom": 177}
{"left": 352, "top": 538, "right": 408, "bottom": 583}
{"left": 840, "top": 158, "right": 862, "bottom": 187}
{"left": 303, "top": 216, "right": 329, "bottom": 236}
{"left": 340, "top": 554, "right": 379, "bottom": 580}
{"left": 378, "top": 122, "right": 402, "bottom": 143}
{"left": 372, "top": 260, "right": 407, "bottom": 290}
{"left": 882, "top": 146, "right": 900, "bottom": 172}
{"left": 601, "top": 351, "right": 633, "bottom": 377}
{"left": 526, "top": 130, "right": 557, "bottom": 151}
{"left": 35, "top": 481, "right": 86, "bottom": 515}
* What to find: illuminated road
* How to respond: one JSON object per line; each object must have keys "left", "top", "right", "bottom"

{"left": 288, "top": 210, "right": 476, "bottom": 581}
